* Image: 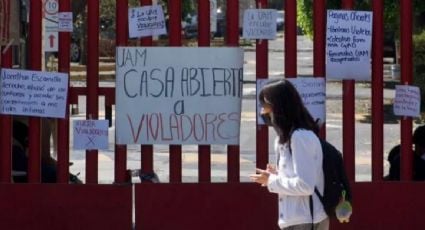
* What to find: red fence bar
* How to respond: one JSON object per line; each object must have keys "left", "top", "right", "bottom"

{"left": 57, "top": 0, "right": 71, "bottom": 183}
{"left": 371, "top": 0, "right": 384, "bottom": 181}
{"left": 198, "top": 0, "right": 210, "bottom": 47}
{"left": 400, "top": 0, "right": 413, "bottom": 181}
{"left": 168, "top": 0, "right": 182, "bottom": 183}
{"left": 28, "top": 0, "right": 42, "bottom": 183}
{"left": 226, "top": 0, "right": 240, "bottom": 182}
{"left": 198, "top": 0, "right": 211, "bottom": 182}
{"left": 226, "top": 0, "right": 239, "bottom": 47}
{"left": 0, "top": 47, "right": 12, "bottom": 183}
{"left": 256, "top": 0, "right": 269, "bottom": 170}
{"left": 341, "top": 0, "right": 356, "bottom": 182}
{"left": 313, "top": 0, "right": 326, "bottom": 138}
{"left": 285, "top": 0, "right": 297, "bottom": 77}
{"left": 114, "top": 0, "right": 129, "bottom": 184}
{"left": 86, "top": 0, "right": 100, "bottom": 184}
{"left": 140, "top": 0, "right": 154, "bottom": 181}
{"left": 140, "top": 0, "right": 153, "bottom": 46}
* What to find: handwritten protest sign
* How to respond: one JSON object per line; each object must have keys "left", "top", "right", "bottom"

{"left": 58, "top": 12, "right": 73, "bottom": 32}
{"left": 257, "top": 78, "right": 326, "bottom": 126}
{"left": 393, "top": 85, "right": 421, "bottom": 118}
{"left": 128, "top": 5, "right": 166, "bottom": 38}
{"left": 116, "top": 47, "right": 244, "bottom": 145}
{"left": 0, "top": 68, "right": 68, "bottom": 118}
{"left": 243, "top": 9, "right": 277, "bottom": 40}
{"left": 326, "top": 10, "right": 373, "bottom": 81}
{"left": 73, "top": 120, "right": 109, "bottom": 150}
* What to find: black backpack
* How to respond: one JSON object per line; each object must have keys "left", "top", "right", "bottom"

{"left": 315, "top": 139, "right": 352, "bottom": 217}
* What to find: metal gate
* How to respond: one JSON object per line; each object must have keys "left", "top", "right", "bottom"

{"left": 0, "top": 0, "right": 422, "bottom": 229}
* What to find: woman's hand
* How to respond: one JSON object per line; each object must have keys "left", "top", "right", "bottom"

{"left": 250, "top": 168, "right": 270, "bottom": 186}
{"left": 266, "top": 164, "right": 277, "bottom": 174}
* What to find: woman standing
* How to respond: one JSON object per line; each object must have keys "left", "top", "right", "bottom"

{"left": 250, "top": 79, "right": 328, "bottom": 230}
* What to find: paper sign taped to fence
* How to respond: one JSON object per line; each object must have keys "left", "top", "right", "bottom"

{"left": 128, "top": 5, "right": 166, "bottom": 38}
{"left": 243, "top": 9, "right": 277, "bottom": 40}
{"left": 58, "top": 12, "right": 73, "bottom": 32}
{"left": 116, "top": 47, "right": 244, "bottom": 145}
{"left": 326, "top": 10, "right": 373, "bottom": 81}
{"left": 73, "top": 120, "right": 109, "bottom": 150}
{"left": 256, "top": 78, "right": 326, "bottom": 126}
{"left": 0, "top": 68, "right": 68, "bottom": 118}
{"left": 393, "top": 85, "right": 421, "bottom": 118}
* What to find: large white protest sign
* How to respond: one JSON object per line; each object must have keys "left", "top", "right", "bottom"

{"left": 256, "top": 78, "right": 326, "bottom": 126}
{"left": 243, "top": 9, "right": 277, "bottom": 40}
{"left": 128, "top": 5, "right": 167, "bottom": 38}
{"left": 0, "top": 68, "right": 68, "bottom": 118}
{"left": 116, "top": 47, "right": 244, "bottom": 145}
{"left": 73, "top": 120, "right": 109, "bottom": 150}
{"left": 393, "top": 85, "right": 421, "bottom": 118}
{"left": 326, "top": 10, "right": 373, "bottom": 81}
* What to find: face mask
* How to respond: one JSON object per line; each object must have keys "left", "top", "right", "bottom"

{"left": 261, "top": 113, "right": 273, "bottom": 126}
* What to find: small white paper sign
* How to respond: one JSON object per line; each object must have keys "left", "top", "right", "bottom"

{"left": 0, "top": 68, "right": 68, "bottom": 118}
{"left": 243, "top": 9, "right": 277, "bottom": 40}
{"left": 73, "top": 120, "right": 109, "bottom": 150}
{"left": 326, "top": 10, "right": 373, "bottom": 80}
{"left": 128, "top": 5, "right": 167, "bottom": 38}
{"left": 58, "top": 12, "right": 73, "bottom": 32}
{"left": 393, "top": 85, "right": 421, "bottom": 118}
{"left": 257, "top": 78, "right": 326, "bottom": 126}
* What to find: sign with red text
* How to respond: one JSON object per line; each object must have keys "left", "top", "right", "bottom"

{"left": 256, "top": 78, "right": 326, "bottom": 126}
{"left": 326, "top": 10, "right": 373, "bottom": 80}
{"left": 0, "top": 68, "right": 68, "bottom": 118}
{"left": 116, "top": 47, "right": 244, "bottom": 145}
{"left": 43, "top": 0, "right": 59, "bottom": 52}
{"left": 128, "top": 5, "right": 166, "bottom": 38}
{"left": 73, "top": 120, "right": 109, "bottom": 150}
{"left": 393, "top": 85, "right": 421, "bottom": 118}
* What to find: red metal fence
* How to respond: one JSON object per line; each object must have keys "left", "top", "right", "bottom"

{"left": 0, "top": 0, "right": 422, "bottom": 229}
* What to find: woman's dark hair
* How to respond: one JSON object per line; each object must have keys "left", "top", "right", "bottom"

{"left": 13, "top": 120, "right": 29, "bottom": 148}
{"left": 413, "top": 125, "right": 425, "bottom": 147}
{"left": 259, "top": 79, "right": 319, "bottom": 144}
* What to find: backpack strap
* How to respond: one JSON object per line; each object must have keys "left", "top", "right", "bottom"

{"left": 309, "top": 195, "right": 314, "bottom": 230}
{"left": 310, "top": 187, "right": 325, "bottom": 230}
{"left": 314, "top": 187, "right": 325, "bottom": 206}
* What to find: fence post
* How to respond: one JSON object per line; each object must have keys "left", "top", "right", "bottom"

{"left": 371, "top": 0, "right": 384, "bottom": 181}
{"left": 28, "top": 0, "right": 42, "bottom": 183}
{"left": 0, "top": 48, "right": 12, "bottom": 183}
{"left": 341, "top": 0, "right": 356, "bottom": 182}
{"left": 255, "top": 0, "right": 269, "bottom": 170}
{"left": 400, "top": 0, "right": 413, "bottom": 181}
{"left": 86, "top": 0, "right": 100, "bottom": 184}
{"left": 57, "top": 0, "right": 71, "bottom": 183}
